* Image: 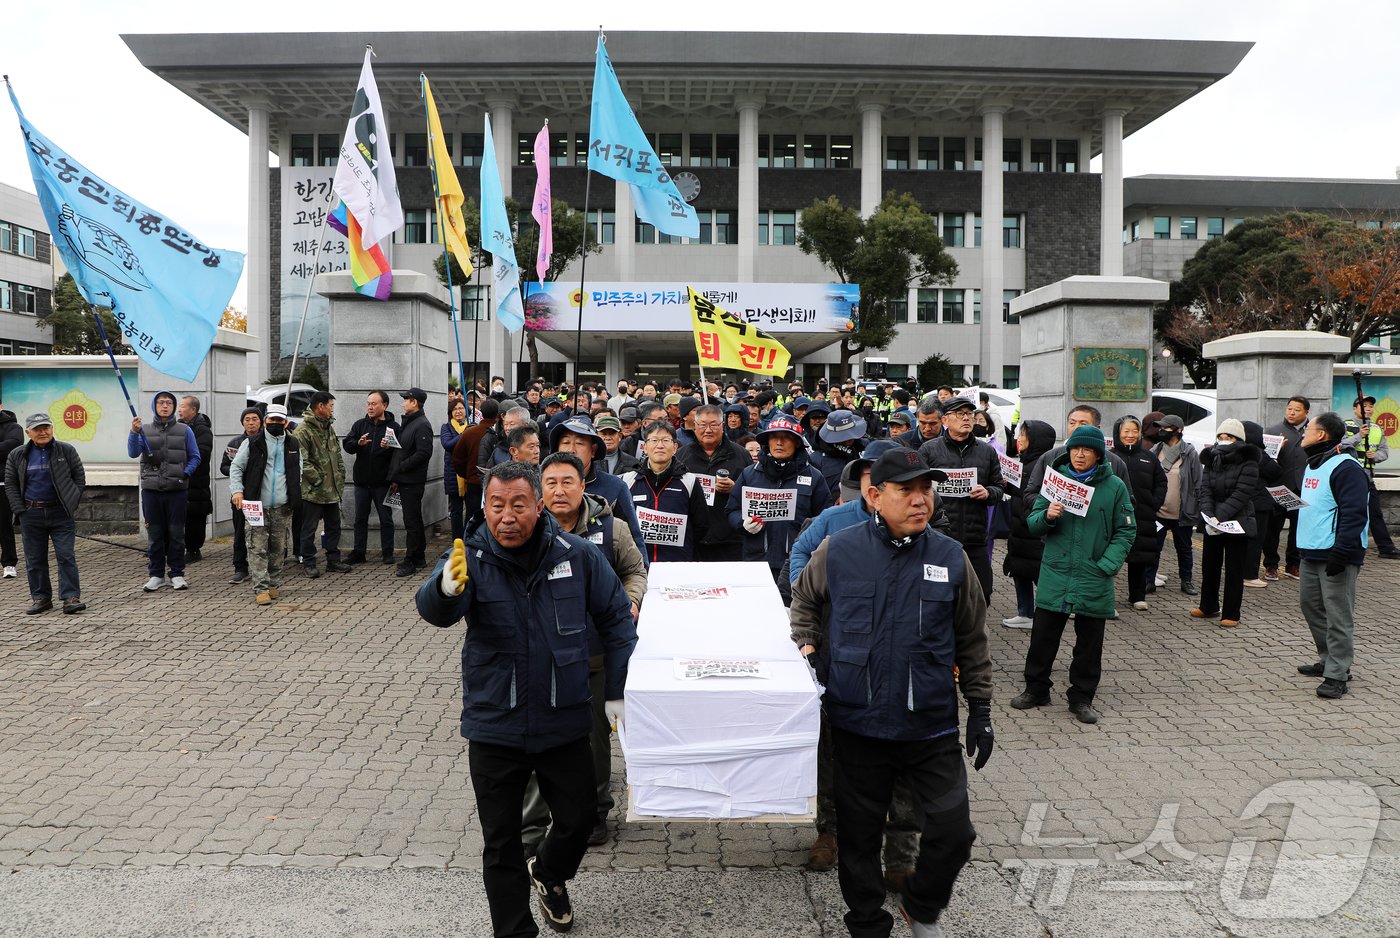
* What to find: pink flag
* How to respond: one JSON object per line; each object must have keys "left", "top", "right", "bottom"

{"left": 532, "top": 124, "right": 553, "bottom": 283}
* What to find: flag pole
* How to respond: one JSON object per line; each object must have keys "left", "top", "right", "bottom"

{"left": 420, "top": 73, "right": 471, "bottom": 422}
{"left": 573, "top": 28, "right": 603, "bottom": 387}
{"left": 471, "top": 249, "right": 482, "bottom": 394}
{"left": 90, "top": 303, "right": 150, "bottom": 455}
{"left": 282, "top": 197, "right": 335, "bottom": 403}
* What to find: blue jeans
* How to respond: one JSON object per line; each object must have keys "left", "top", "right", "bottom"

{"left": 141, "top": 489, "right": 187, "bottom": 577}
{"left": 1012, "top": 573, "right": 1036, "bottom": 618}
{"left": 20, "top": 506, "right": 80, "bottom": 602}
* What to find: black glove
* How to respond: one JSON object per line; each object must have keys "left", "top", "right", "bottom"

{"left": 1325, "top": 551, "right": 1349, "bottom": 577}
{"left": 965, "top": 698, "right": 993, "bottom": 771}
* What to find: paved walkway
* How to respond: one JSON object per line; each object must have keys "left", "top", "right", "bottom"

{"left": 1, "top": 532, "right": 1397, "bottom": 936}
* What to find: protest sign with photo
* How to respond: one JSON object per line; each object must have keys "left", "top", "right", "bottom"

{"left": 742, "top": 488, "right": 798, "bottom": 521}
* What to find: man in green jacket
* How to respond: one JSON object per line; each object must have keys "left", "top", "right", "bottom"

{"left": 1011, "top": 425, "right": 1136, "bottom": 725}
{"left": 293, "top": 391, "right": 349, "bottom": 578}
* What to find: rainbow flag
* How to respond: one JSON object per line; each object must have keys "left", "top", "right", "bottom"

{"left": 328, "top": 202, "right": 392, "bottom": 299}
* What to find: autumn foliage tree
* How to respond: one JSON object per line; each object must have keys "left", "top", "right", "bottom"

{"left": 1156, "top": 212, "right": 1400, "bottom": 386}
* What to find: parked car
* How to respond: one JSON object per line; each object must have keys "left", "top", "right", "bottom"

{"left": 1152, "top": 388, "right": 1217, "bottom": 451}
{"left": 247, "top": 382, "right": 318, "bottom": 417}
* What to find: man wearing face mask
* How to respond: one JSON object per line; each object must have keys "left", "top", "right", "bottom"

{"left": 727, "top": 415, "right": 831, "bottom": 587}
{"left": 221, "top": 407, "right": 265, "bottom": 584}
{"left": 488, "top": 376, "right": 509, "bottom": 402}
{"left": 228, "top": 404, "right": 301, "bottom": 606}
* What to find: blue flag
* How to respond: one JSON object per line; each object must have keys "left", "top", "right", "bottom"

{"left": 588, "top": 37, "right": 700, "bottom": 239}
{"left": 8, "top": 84, "right": 245, "bottom": 382}
{"left": 480, "top": 114, "right": 524, "bottom": 333}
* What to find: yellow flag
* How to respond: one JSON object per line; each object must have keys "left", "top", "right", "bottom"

{"left": 423, "top": 76, "right": 473, "bottom": 280}
{"left": 688, "top": 287, "right": 791, "bottom": 377}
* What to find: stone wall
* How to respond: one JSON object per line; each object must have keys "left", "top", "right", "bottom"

{"left": 73, "top": 485, "right": 139, "bottom": 536}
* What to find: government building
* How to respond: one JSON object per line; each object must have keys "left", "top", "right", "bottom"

{"left": 122, "top": 30, "right": 1399, "bottom": 388}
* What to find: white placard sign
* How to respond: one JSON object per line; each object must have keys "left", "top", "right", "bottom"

{"left": 383, "top": 427, "right": 402, "bottom": 449}
{"left": 384, "top": 490, "right": 403, "bottom": 510}
{"left": 998, "top": 451, "right": 1023, "bottom": 488}
{"left": 637, "top": 507, "right": 689, "bottom": 546}
{"left": 673, "top": 658, "right": 770, "bottom": 680}
{"left": 1203, "top": 514, "right": 1246, "bottom": 535}
{"left": 240, "top": 501, "right": 264, "bottom": 527}
{"left": 742, "top": 488, "right": 798, "bottom": 521}
{"left": 1042, "top": 468, "right": 1093, "bottom": 517}
{"left": 696, "top": 474, "right": 717, "bottom": 507}
{"left": 1262, "top": 434, "right": 1284, "bottom": 459}
{"left": 1267, "top": 485, "right": 1309, "bottom": 510}
{"left": 937, "top": 467, "right": 977, "bottom": 498}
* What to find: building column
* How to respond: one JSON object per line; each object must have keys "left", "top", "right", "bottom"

{"left": 615, "top": 181, "right": 635, "bottom": 281}
{"left": 1100, "top": 107, "right": 1127, "bottom": 276}
{"left": 246, "top": 99, "right": 272, "bottom": 376}
{"left": 605, "top": 338, "right": 627, "bottom": 386}
{"left": 979, "top": 103, "right": 1007, "bottom": 388}
{"left": 859, "top": 102, "right": 884, "bottom": 217}
{"left": 486, "top": 100, "right": 515, "bottom": 381}
{"left": 737, "top": 97, "right": 762, "bottom": 282}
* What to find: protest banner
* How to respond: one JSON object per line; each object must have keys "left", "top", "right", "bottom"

{"left": 240, "top": 501, "right": 264, "bottom": 527}
{"left": 383, "top": 427, "right": 401, "bottom": 449}
{"left": 937, "top": 467, "right": 977, "bottom": 498}
{"left": 1042, "top": 467, "right": 1093, "bottom": 517}
{"left": 742, "top": 488, "right": 798, "bottom": 521}
{"left": 1262, "top": 434, "right": 1284, "bottom": 459}
{"left": 637, "top": 506, "right": 688, "bottom": 546}
{"left": 998, "top": 451, "right": 1022, "bottom": 489}
{"left": 1267, "top": 485, "right": 1308, "bottom": 510}
{"left": 674, "top": 658, "right": 770, "bottom": 680}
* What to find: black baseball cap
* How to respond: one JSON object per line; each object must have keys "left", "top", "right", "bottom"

{"left": 399, "top": 387, "right": 427, "bottom": 404}
{"left": 940, "top": 397, "right": 976, "bottom": 416}
{"left": 869, "top": 447, "right": 948, "bottom": 487}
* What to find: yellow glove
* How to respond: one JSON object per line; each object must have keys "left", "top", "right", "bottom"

{"left": 440, "top": 538, "right": 468, "bottom": 596}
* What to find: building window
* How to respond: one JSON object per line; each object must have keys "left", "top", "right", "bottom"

{"left": 943, "top": 137, "right": 966, "bottom": 171}
{"left": 1207, "top": 217, "right": 1225, "bottom": 240}
{"left": 770, "top": 211, "right": 797, "bottom": 246}
{"left": 888, "top": 295, "right": 909, "bottom": 322}
{"left": 713, "top": 211, "right": 736, "bottom": 245}
{"left": 461, "top": 133, "right": 484, "bottom": 168}
{"left": 716, "top": 133, "right": 739, "bottom": 167}
{"left": 636, "top": 220, "right": 656, "bottom": 244}
{"left": 917, "top": 137, "right": 939, "bottom": 171}
{"left": 657, "top": 133, "right": 682, "bottom": 167}
{"left": 514, "top": 133, "right": 532, "bottom": 167}
{"left": 697, "top": 212, "right": 713, "bottom": 245}
{"left": 757, "top": 135, "right": 769, "bottom": 168}
{"left": 1130, "top": 220, "right": 1141, "bottom": 242}
{"left": 1002, "top": 366, "right": 1021, "bottom": 390}
{"left": 1154, "top": 216, "right": 1171, "bottom": 239}
{"left": 402, "top": 210, "right": 430, "bottom": 244}
{"left": 290, "top": 134, "right": 314, "bottom": 167}
{"left": 1180, "top": 216, "right": 1198, "bottom": 240}
{"left": 1003, "top": 215, "right": 1023, "bottom": 249}
{"left": 549, "top": 132, "right": 568, "bottom": 167}
{"left": 460, "top": 285, "right": 489, "bottom": 321}
{"left": 972, "top": 289, "right": 982, "bottom": 324}
{"left": 1055, "top": 140, "right": 1079, "bottom": 173}
{"left": 1002, "top": 139, "right": 1021, "bottom": 172}
{"left": 802, "top": 134, "right": 827, "bottom": 168}
{"left": 404, "top": 133, "right": 430, "bottom": 167}
{"left": 586, "top": 210, "right": 615, "bottom": 245}
{"left": 941, "top": 289, "right": 965, "bottom": 324}
{"left": 1233, "top": 217, "right": 1245, "bottom": 229}
{"left": 885, "top": 136, "right": 909, "bottom": 170}
{"left": 0, "top": 339, "right": 9, "bottom": 354}
{"left": 830, "top": 135, "right": 853, "bottom": 168}
{"left": 1003, "top": 289, "right": 1022, "bottom": 323}
{"left": 942, "top": 213, "right": 965, "bottom": 248}
{"left": 0, "top": 224, "right": 10, "bottom": 254}
{"left": 2, "top": 224, "right": 37, "bottom": 258}
{"left": 574, "top": 133, "right": 588, "bottom": 167}
{"left": 689, "top": 133, "right": 713, "bottom": 166}
{"left": 1029, "top": 139, "right": 1051, "bottom": 172}
{"left": 758, "top": 213, "right": 767, "bottom": 245}
{"left": 318, "top": 134, "right": 340, "bottom": 166}
{"left": 915, "top": 288, "right": 938, "bottom": 323}
{"left": 974, "top": 214, "right": 982, "bottom": 248}
{"left": 657, "top": 230, "right": 680, "bottom": 245}
{"left": 8, "top": 282, "right": 37, "bottom": 314}
{"left": 0, "top": 282, "right": 9, "bottom": 310}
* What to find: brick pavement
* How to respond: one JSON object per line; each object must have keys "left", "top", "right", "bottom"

{"left": 1, "top": 530, "right": 1397, "bottom": 934}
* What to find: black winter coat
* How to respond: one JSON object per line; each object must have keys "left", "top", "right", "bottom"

{"left": 184, "top": 413, "right": 214, "bottom": 511}
{"left": 917, "top": 433, "right": 1005, "bottom": 548}
{"left": 389, "top": 410, "right": 435, "bottom": 485}
{"left": 1003, "top": 420, "right": 1056, "bottom": 580}
{"left": 1244, "top": 421, "right": 1284, "bottom": 516}
{"left": 1111, "top": 418, "right": 1168, "bottom": 564}
{"left": 341, "top": 413, "right": 400, "bottom": 486}
{"left": 1198, "top": 442, "right": 1261, "bottom": 538}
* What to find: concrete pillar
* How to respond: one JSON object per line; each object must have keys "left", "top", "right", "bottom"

{"left": 615, "top": 181, "right": 635, "bottom": 282}
{"left": 979, "top": 104, "right": 1007, "bottom": 389}
{"left": 1203, "top": 331, "right": 1350, "bottom": 428}
{"left": 245, "top": 99, "right": 272, "bottom": 380}
{"left": 323, "top": 269, "right": 452, "bottom": 535}
{"left": 1013, "top": 275, "right": 1168, "bottom": 434}
{"left": 605, "top": 338, "right": 627, "bottom": 387}
{"left": 1100, "top": 108, "right": 1127, "bottom": 276}
{"left": 737, "top": 97, "right": 762, "bottom": 283}
{"left": 859, "top": 103, "right": 884, "bottom": 217}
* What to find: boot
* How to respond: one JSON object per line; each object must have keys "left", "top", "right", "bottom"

{"left": 1180, "top": 579, "right": 1199, "bottom": 596}
{"left": 807, "top": 832, "right": 837, "bottom": 871}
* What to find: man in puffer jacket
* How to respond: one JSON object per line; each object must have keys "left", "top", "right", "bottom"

{"left": 727, "top": 414, "right": 831, "bottom": 586}
{"left": 918, "top": 398, "right": 1004, "bottom": 600}
{"left": 128, "top": 390, "right": 201, "bottom": 592}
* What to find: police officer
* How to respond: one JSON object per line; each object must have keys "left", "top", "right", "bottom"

{"left": 416, "top": 461, "right": 637, "bottom": 936}
{"left": 790, "top": 446, "right": 993, "bottom": 938}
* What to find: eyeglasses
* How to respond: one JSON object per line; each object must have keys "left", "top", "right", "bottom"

{"left": 693, "top": 422, "right": 723, "bottom": 430}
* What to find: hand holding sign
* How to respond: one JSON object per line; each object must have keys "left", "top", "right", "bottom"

{"left": 1042, "top": 468, "right": 1093, "bottom": 517}
{"left": 240, "top": 500, "right": 264, "bottom": 527}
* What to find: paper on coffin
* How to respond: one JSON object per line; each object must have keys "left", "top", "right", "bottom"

{"left": 633, "top": 587, "right": 794, "bottom": 660}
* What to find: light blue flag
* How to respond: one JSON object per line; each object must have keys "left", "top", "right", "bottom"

{"left": 588, "top": 37, "right": 700, "bottom": 239}
{"left": 7, "top": 84, "right": 245, "bottom": 382}
{"left": 480, "top": 114, "right": 524, "bottom": 333}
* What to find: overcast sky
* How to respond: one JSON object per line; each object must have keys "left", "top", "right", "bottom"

{"left": 4, "top": 0, "right": 1398, "bottom": 308}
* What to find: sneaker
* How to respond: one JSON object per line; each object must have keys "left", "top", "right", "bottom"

{"left": 1263, "top": 567, "right": 1279, "bottom": 581}
{"left": 1189, "top": 608, "right": 1218, "bottom": 619}
{"left": 897, "top": 898, "right": 944, "bottom": 938}
{"left": 1283, "top": 565, "right": 1300, "bottom": 580}
{"left": 1316, "top": 678, "right": 1348, "bottom": 699}
{"left": 1242, "top": 578, "right": 1268, "bottom": 589}
{"left": 2, "top": 566, "right": 16, "bottom": 578}
{"left": 255, "top": 592, "right": 274, "bottom": 606}
{"left": 25, "top": 599, "right": 53, "bottom": 615}
{"left": 1132, "top": 601, "right": 1148, "bottom": 611}
{"left": 1070, "top": 702, "right": 1101, "bottom": 724}
{"left": 807, "top": 831, "right": 837, "bottom": 872}
{"left": 171, "top": 576, "right": 189, "bottom": 590}
{"left": 1180, "top": 580, "right": 1199, "bottom": 596}
{"left": 326, "top": 559, "right": 353, "bottom": 573}
{"left": 1010, "top": 691, "right": 1050, "bottom": 709}
{"left": 229, "top": 571, "right": 249, "bottom": 584}
{"left": 62, "top": 598, "right": 86, "bottom": 614}
{"left": 142, "top": 576, "right": 167, "bottom": 592}
{"left": 305, "top": 563, "right": 322, "bottom": 579}
{"left": 1001, "top": 615, "right": 1033, "bottom": 629}
{"left": 526, "top": 855, "right": 574, "bottom": 932}
{"left": 586, "top": 816, "right": 609, "bottom": 847}
{"left": 1153, "top": 574, "right": 1167, "bottom": 588}
{"left": 345, "top": 553, "right": 367, "bottom": 565}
